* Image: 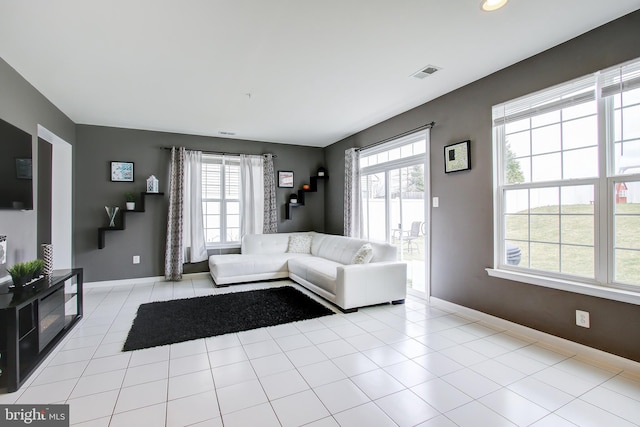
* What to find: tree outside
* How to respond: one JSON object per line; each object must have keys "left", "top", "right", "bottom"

{"left": 506, "top": 142, "right": 525, "bottom": 184}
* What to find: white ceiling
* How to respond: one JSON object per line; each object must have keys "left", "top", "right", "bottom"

{"left": 1, "top": 1, "right": 639, "bottom": 148}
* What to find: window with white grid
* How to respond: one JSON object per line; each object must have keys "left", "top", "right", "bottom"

{"left": 202, "top": 155, "right": 240, "bottom": 247}
{"left": 492, "top": 57, "right": 640, "bottom": 296}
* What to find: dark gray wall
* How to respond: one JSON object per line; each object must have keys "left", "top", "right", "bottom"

{"left": 0, "top": 57, "right": 75, "bottom": 279}
{"left": 324, "top": 11, "right": 640, "bottom": 362}
{"left": 75, "top": 125, "right": 325, "bottom": 282}
{"left": 37, "top": 138, "right": 52, "bottom": 247}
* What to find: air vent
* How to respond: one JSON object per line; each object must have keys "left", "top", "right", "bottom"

{"left": 411, "top": 65, "right": 441, "bottom": 79}
{"left": 219, "top": 131, "right": 236, "bottom": 136}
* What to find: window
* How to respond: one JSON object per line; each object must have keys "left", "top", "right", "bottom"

{"left": 492, "top": 57, "right": 640, "bottom": 298}
{"left": 359, "top": 130, "right": 429, "bottom": 294}
{"left": 360, "top": 132, "right": 427, "bottom": 243}
{"left": 202, "top": 155, "right": 240, "bottom": 247}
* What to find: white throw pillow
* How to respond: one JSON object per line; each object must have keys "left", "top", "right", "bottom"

{"left": 352, "top": 243, "right": 373, "bottom": 264}
{"left": 287, "top": 234, "right": 313, "bottom": 254}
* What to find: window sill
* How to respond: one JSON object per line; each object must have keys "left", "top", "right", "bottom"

{"left": 206, "top": 243, "right": 241, "bottom": 252}
{"left": 486, "top": 268, "right": 640, "bottom": 306}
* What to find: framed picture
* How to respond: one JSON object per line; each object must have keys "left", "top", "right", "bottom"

{"left": 15, "top": 158, "right": 32, "bottom": 179}
{"left": 278, "top": 171, "right": 294, "bottom": 188}
{"left": 111, "top": 161, "right": 134, "bottom": 182}
{"left": 444, "top": 140, "right": 471, "bottom": 173}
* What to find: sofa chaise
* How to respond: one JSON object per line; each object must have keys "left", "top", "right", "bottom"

{"left": 208, "top": 232, "right": 407, "bottom": 312}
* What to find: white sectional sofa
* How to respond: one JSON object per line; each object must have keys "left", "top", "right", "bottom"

{"left": 208, "top": 232, "right": 407, "bottom": 312}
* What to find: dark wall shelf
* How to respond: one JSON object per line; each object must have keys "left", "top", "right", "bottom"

{"left": 98, "top": 192, "right": 164, "bottom": 249}
{"left": 285, "top": 175, "right": 327, "bottom": 220}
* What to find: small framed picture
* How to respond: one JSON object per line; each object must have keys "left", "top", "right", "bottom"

{"left": 278, "top": 171, "right": 294, "bottom": 188}
{"left": 444, "top": 140, "right": 471, "bottom": 173}
{"left": 111, "top": 161, "right": 134, "bottom": 182}
{"left": 15, "top": 158, "right": 32, "bottom": 179}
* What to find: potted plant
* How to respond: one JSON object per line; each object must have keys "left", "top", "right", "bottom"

{"left": 26, "top": 259, "right": 44, "bottom": 280}
{"left": 125, "top": 192, "right": 136, "bottom": 210}
{"left": 6, "top": 261, "right": 31, "bottom": 288}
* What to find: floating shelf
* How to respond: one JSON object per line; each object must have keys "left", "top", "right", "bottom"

{"left": 98, "top": 192, "right": 164, "bottom": 249}
{"left": 285, "top": 175, "right": 327, "bottom": 220}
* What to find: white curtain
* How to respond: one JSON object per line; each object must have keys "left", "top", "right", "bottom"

{"left": 344, "top": 148, "right": 362, "bottom": 237}
{"left": 240, "top": 154, "right": 264, "bottom": 236}
{"left": 182, "top": 150, "right": 208, "bottom": 263}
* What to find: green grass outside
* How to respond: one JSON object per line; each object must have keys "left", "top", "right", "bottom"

{"left": 506, "top": 203, "right": 640, "bottom": 284}
{"left": 390, "top": 203, "right": 640, "bottom": 286}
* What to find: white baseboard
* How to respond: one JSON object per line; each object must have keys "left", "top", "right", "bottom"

{"left": 85, "top": 272, "right": 211, "bottom": 288}
{"left": 430, "top": 297, "right": 640, "bottom": 376}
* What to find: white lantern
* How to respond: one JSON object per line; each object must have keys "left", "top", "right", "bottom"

{"left": 146, "top": 175, "right": 159, "bottom": 193}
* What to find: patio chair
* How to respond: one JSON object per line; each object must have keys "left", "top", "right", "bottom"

{"left": 405, "top": 221, "right": 422, "bottom": 254}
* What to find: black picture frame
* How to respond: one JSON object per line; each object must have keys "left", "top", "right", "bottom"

{"left": 278, "top": 171, "right": 294, "bottom": 188}
{"left": 110, "top": 161, "right": 135, "bottom": 182}
{"left": 15, "top": 158, "right": 32, "bottom": 180}
{"left": 444, "top": 140, "right": 471, "bottom": 173}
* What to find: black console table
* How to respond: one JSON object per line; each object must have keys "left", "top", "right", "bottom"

{"left": 0, "top": 268, "right": 83, "bottom": 393}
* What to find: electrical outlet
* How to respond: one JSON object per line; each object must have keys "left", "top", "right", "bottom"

{"left": 433, "top": 196, "right": 439, "bottom": 208}
{"left": 576, "top": 310, "right": 590, "bottom": 328}
{"left": 133, "top": 255, "right": 140, "bottom": 264}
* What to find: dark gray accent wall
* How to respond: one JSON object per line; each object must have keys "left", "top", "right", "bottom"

{"left": 37, "top": 138, "right": 52, "bottom": 247}
{"left": 0, "top": 57, "right": 75, "bottom": 278}
{"left": 0, "top": 58, "right": 75, "bottom": 145}
{"left": 75, "top": 125, "right": 325, "bottom": 282}
{"left": 324, "top": 11, "right": 640, "bottom": 362}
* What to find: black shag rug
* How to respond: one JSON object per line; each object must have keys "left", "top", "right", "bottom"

{"left": 122, "top": 286, "right": 334, "bottom": 351}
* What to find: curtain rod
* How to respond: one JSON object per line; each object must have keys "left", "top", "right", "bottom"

{"left": 355, "top": 121, "right": 435, "bottom": 152}
{"left": 161, "top": 146, "right": 277, "bottom": 158}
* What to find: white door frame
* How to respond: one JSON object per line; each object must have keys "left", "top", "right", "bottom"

{"left": 359, "top": 130, "right": 431, "bottom": 299}
{"left": 37, "top": 125, "right": 72, "bottom": 269}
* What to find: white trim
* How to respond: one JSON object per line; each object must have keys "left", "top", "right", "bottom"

{"left": 492, "top": 125, "right": 503, "bottom": 268}
{"left": 359, "top": 131, "right": 426, "bottom": 157}
{"left": 201, "top": 155, "right": 241, "bottom": 247}
{"left": 38, "top": 125, "right": 74, "bottom": 271}
{"left": 206, "top": 243, "right": 241, "bottom": 251}
{"left": 492, "top": 57, "right": 640, "bottom": 295}
{"left": 423, "top": 130, "right": 431, "bottom": 299}
{"left": 360, "top": 153, "right": 426, "bottom": 175}
{"left": 486, "top": 268, "right": 640, "bottom": 305}
{"left": 430, "top": 296, "right": 640, "bottom": 375}
{"left": 85, "top": 272, "right": 211, "bottom": 288}
{"left": 36, "top": 124, "right": 62, "bottom": 145}
{"left": 358, "top": 128, "right": 430, "bottom": 298}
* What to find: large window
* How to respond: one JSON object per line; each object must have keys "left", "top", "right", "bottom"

{"left": 359, "top": 130, "right": 429, "bottom": 294}
{"left": 202, "top": 155, "right": 240, "bottom": 247}
{"left": 492, "top": 57, "right": 640, "bottom": 297}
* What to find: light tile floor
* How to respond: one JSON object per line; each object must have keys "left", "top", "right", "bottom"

{"left": 1, "top": 277, "right": 639, "bottom": 427}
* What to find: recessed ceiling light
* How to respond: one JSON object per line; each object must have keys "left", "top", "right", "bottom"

{"left": 481, "top": 0, "right": 508, "bottom": 12}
